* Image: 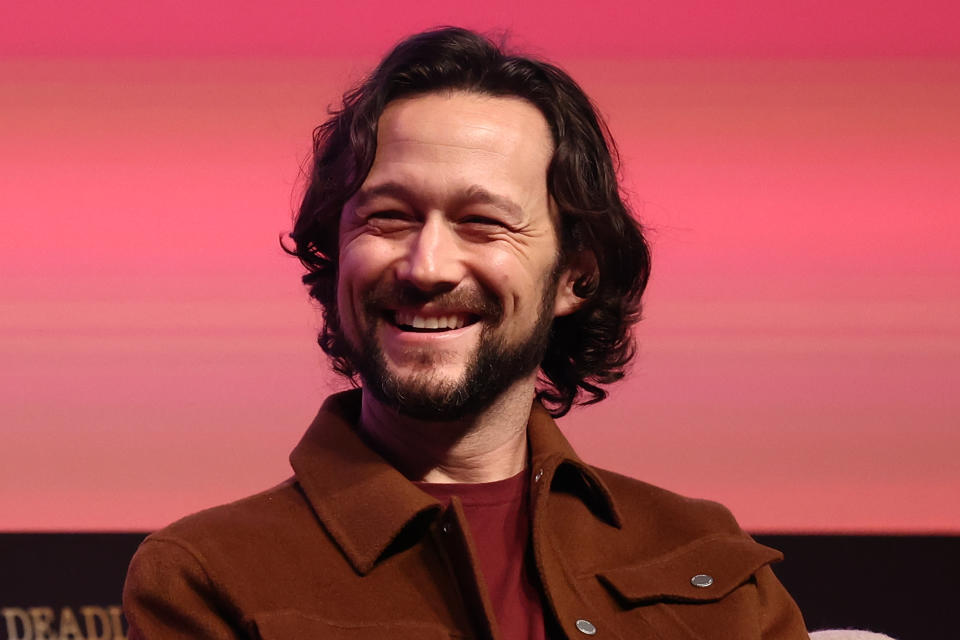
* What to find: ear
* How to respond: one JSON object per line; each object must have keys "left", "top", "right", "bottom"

{"left": 553, "top": 249, "right": 598, "bottom": 318}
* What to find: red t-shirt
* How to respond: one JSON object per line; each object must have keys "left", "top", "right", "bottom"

{"left": 417, "top": 471, "right": 547, "bottom": 640}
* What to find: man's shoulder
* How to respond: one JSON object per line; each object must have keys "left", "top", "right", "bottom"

{"left": 123, "top": 477, "right": 366, "bottom": 634}
{"left": 557, "top": 465, "right": 788, "bottom": 601}
{"left": 138, "top": 478, "right": 319, "bottom": 565}
{"left": 564, "top": 466, "right": 805, "bottom": 639}
{"left": 590, "top": 465, "right": 745, "bottom": 537}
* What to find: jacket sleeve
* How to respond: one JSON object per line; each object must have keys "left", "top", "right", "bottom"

{"left": 123, "top": 537, "right": 245, "bottom": 640}
{"left": 755, "top": 564, "right": 809, "bottom": 640}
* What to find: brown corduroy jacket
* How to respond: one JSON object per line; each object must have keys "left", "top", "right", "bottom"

{"left": 123, "top": 390, "right": 808, "bottom": 640}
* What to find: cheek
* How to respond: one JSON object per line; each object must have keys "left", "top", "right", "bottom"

{"left": 483, "top": 253, "right": 514, "bottom": 284}
{"left": 335, "top": 248, "right": 379, "bottom": 338}
{"left": 475, "top": 251, "right": 515, "bottom": 292}
{"left": 338, "top": 239, "right": 386, "bottom": 290}
{"left": 333, "top": 271, "right": 358, "bottom": 344}
{"left": 476, "top": 250, "right": 548, "bottom": 316}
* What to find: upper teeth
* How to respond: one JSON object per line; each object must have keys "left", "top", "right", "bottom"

{"left": 395, "top": 312, "right": 467, "bottom": 330}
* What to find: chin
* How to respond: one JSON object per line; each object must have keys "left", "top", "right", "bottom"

{"left": 369, "top": 376, "right": 477, "bottom": 422}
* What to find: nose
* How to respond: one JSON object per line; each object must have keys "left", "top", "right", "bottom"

{"left": 395, "top": 213, "right": 466, "bottom": 294}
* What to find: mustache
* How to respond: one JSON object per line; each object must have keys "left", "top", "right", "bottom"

{"left": 362, "top": 282, "right": 502, "bottom": 319}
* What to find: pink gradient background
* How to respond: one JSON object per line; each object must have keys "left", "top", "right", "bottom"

{"left": 2, "top": 2, "right": 958, "bottom": 532}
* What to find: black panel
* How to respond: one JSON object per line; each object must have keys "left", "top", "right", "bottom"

{"left": 0, "top": 533, "right": 146, "bottom": 640}
{"left": 755, "top": 534, "right": 958, "bottom": 640}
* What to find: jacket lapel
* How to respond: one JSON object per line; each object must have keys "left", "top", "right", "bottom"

{"left": 289, "top": 390, "right": 442, "bottom": 575}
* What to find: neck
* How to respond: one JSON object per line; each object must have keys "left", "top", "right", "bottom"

{"left": 357, "top": 377, "right": 536, "bottom": 484}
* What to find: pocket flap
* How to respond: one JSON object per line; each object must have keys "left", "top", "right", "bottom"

{"left": 597, "top": 535, "right": 782, "bottom": 605}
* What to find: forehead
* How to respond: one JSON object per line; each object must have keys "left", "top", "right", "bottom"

{"left": 377, "top": 90, "right": 553, "bottom": 153}
{"left": 366, "top": 91, "right": 555, "bottom": 203}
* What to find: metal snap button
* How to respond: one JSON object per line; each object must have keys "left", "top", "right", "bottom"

{"left": 534, "top": 468, "right": 544, "bottom": 482}
{"left": 575, "top": 619, "right": 597, "bottom": 635}
{"left": 691, "top": 573, "right": 714, "bottom": 588}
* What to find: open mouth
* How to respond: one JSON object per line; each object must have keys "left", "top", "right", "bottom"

{"left": 387, "top": 310, "right": 479, "bottom": 333}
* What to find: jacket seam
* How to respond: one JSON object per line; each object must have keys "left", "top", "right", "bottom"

{"left": 140, "top": 536, "right": 233, "bottom": 604}
{"left": 252, "top": 609, "right": 469, "bottom": 637}
{"left": 139, "top": 536, "right": 251, "bottom": 627}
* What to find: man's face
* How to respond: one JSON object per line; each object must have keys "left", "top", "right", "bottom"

{"left": 336, "top": 91, "right": 580, "bottom": 419}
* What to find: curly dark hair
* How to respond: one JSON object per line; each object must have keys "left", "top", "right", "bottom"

{"left": 288, "top": 26, "right": 650, "bottom": 417}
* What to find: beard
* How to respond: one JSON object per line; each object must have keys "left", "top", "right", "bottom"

{"left": 343, "top": 274, "right": 559, "bottom": 422}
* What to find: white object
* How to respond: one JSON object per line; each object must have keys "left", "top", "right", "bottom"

{"left": 809, "top": 631, "right": 896, "bottom": 640}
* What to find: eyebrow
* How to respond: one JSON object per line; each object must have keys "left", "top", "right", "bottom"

{"left": 352, "top": 181, "right": 523, "bottom": 219}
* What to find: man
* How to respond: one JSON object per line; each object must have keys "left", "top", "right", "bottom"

{"left": 123, "top": 27, "right": 808, "bottom": 639}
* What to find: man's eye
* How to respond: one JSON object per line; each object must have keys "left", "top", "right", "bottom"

{"left": 362, "top": 210, "right": 416, "bottom": 234}
{"left": 461, "top": 215, "right": 504, "bottom": 228}
{"left": 366, "top": 210, "right": 413, "bottom": 225}
{"left": 368, "top": 210, "right": 407, "bottom": 220}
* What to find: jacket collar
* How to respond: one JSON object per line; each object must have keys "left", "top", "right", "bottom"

{"left": 526, "top": 399, "right": 623, "bottom": 529}
{"left": 289, "top": 389, "right": 621, "bottom": 575}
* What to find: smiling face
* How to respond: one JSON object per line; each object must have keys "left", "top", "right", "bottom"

{"left": 336, "top": 91, "right": 582, "bottom": 419}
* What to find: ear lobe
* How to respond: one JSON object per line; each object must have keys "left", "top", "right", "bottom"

{"left": 553, "top": 249, "right": 597, "bottom": 317}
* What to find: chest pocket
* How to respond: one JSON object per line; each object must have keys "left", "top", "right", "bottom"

{"left": 595, "top": 536, "right": 783, "bottom": 640}
{"left": 253, "top": 611, "right": 459, "bottom": 640}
